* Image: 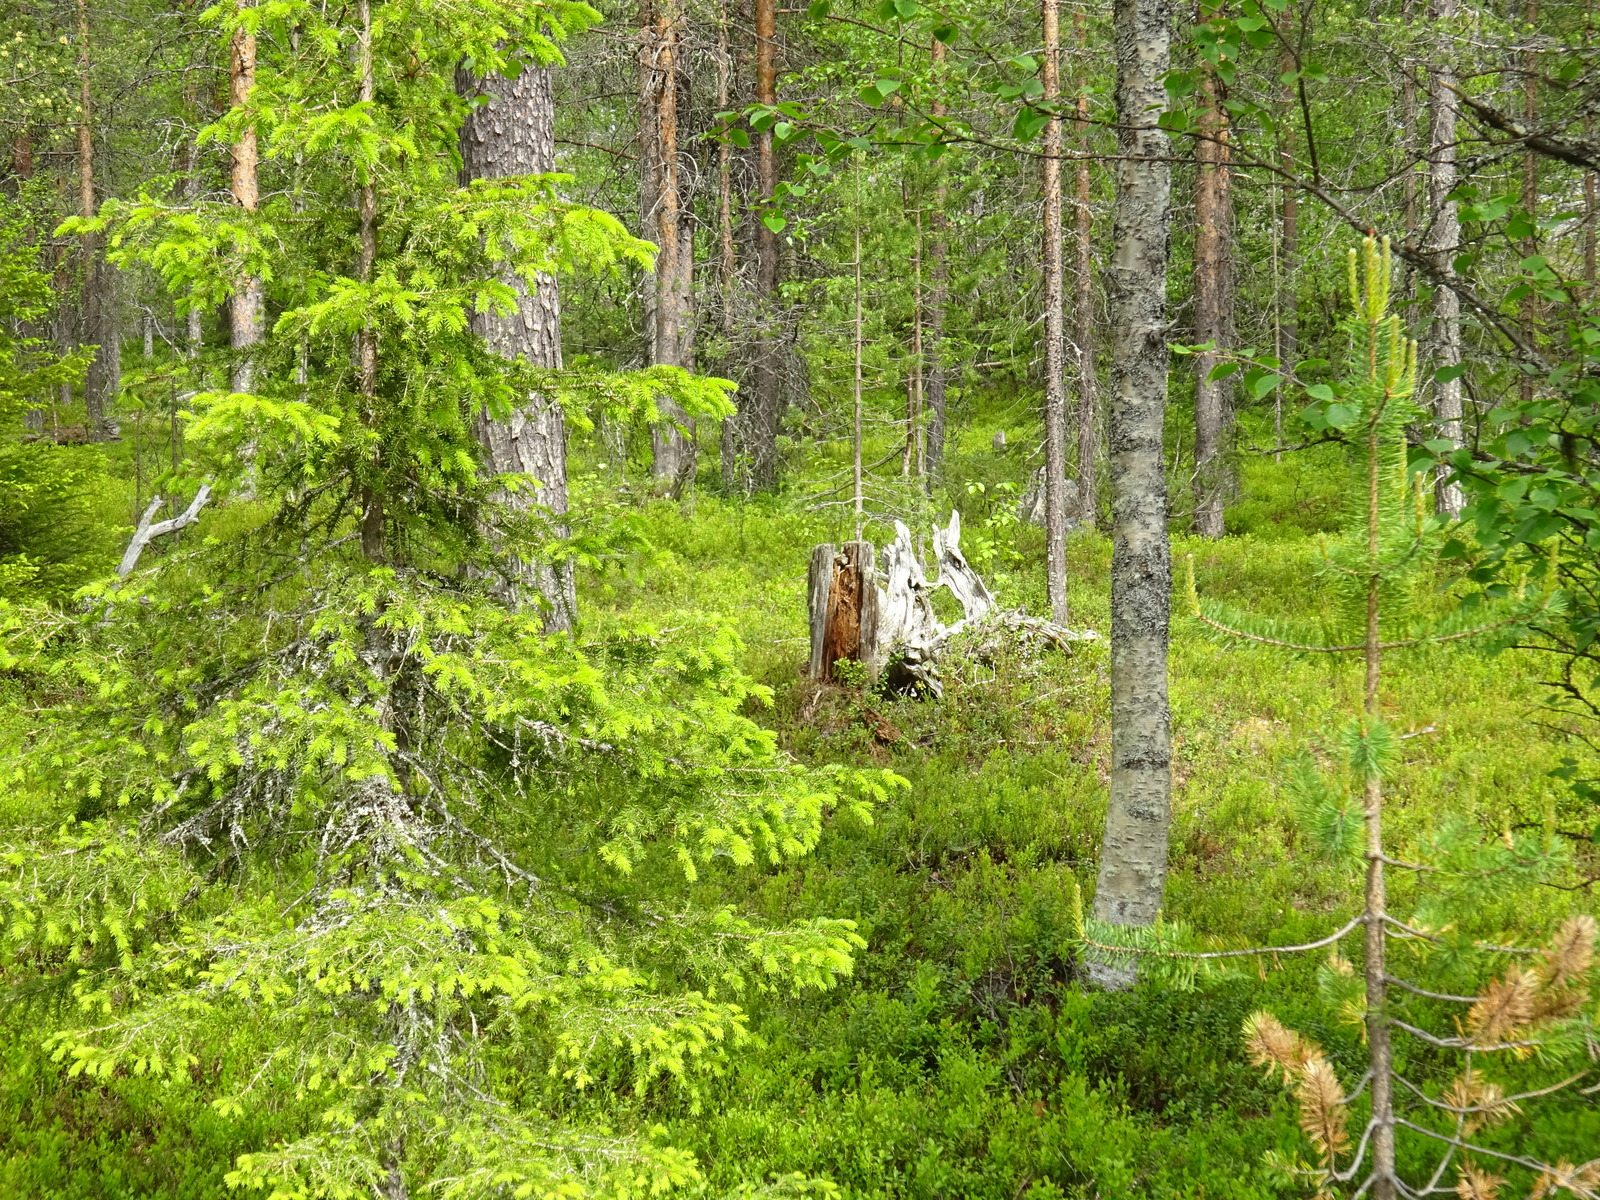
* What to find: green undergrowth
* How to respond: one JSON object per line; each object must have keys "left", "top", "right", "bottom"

{"left": 587, "top": 476, "right": 1594, "bottom": 1197}
{"left": 0, "top": 446, "right": 1594, "bottom": 1197}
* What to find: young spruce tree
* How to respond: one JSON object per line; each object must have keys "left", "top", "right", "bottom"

{"left": 1, "top": 0, "right": 898, "bottom": 1195}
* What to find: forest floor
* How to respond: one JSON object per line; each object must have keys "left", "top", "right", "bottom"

{"left": 578, "top": 433, "right": 1594, "bottom": 1198}
{"left": 2, "top": 422, "right": 1595, "bottom": 1198}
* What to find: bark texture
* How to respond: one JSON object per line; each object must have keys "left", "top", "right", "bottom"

{"left": 1091, "top": 0, "right": 1174, "bottom": 964}
{"left": 925, "top": 38, "right": 949, "bottom": 480}
{"left": 1192, "top": 54, "right": 1233, "bottom": 540}
{"left": 1041, "top": 0, "right": 1071, "bottom": 624}
{"left": 641, "top": 0, "right": 695, "bottom": 488}
{"left": 1072, "top": 6, "right": 1099, "bottom": 529}
{"left": 747, "top": 0, "right": 782, "bottom": 488}
{"left": 229, "top": 7, "right": 264, "bottom": 395}
{"left": 77, "top": 0, "right": 117, "bottom": 440}
{"left": 715, "top": 5, "right": 740, "bottom": 491}
{"left": 1425, "top": 0, "right": 1464, "bottom": 516}
{"left": 458, "top": 61, "right": 578, "bottom": 630}
{"left": 808, "top": 541, "right": 878, "bottom": 684}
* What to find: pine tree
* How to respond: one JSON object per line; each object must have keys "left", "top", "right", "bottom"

{"left": 1082, "top": 240, "right": 1596, "bottom": 1198}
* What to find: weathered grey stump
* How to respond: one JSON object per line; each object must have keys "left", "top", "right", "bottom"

{"left": 807, "top": 511, "right": 1096, "bottom": 697}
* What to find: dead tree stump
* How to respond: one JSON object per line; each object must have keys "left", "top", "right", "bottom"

{"left": 807, "top": 511, "right": 1096, "bottom": 697}
{"left": 808, "top": 540, "right": 879, "bottom": 683}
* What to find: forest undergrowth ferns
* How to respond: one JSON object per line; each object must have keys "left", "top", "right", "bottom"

{"left": 0, "top": 0, "right": 901, "bottom": 1196}
{"left": 1077, "top": 241, "right": 1596, "bottom": 1200}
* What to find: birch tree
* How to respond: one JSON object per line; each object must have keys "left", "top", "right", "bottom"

{"left": 1425, "top": 0, "right": 1464, "bottom": 516}
{"left": 1090, "top": 0, "right": 1175, "bottom": 977}
{"left": 1192, "top": 12, "right": 1233, "bottom": 540}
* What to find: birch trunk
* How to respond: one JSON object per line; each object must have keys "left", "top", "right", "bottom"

{"left": 748, "top": 0, "right": 782, "bottom": 488}
{"left": 457, "top": 61, "right": 578, "bottom": 631}
{"left": 1091, "top": 0, "right": 1174, "bottom": 972}
{"left": 229, "top": 5, "right": 263, "bottom": 395}
{"left": 1072, "top": 6, "right": 1099, "bottom": 529}
{"left": 1192, "top": 48, "right": 1233, "bottom": 540}
{"left": 1425, "top": 0, "right": 1464, "bottom": 516}
{"left": 1041, "top": 0, "right": 1071, "bottom": 625}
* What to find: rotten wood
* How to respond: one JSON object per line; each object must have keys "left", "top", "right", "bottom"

{"left": 808, "top": 511, "right": 1093, "bottom": 699}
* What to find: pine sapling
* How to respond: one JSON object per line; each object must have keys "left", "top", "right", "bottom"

{"left": 1079, "top": 240, "right": 1593, "bottom": 1200}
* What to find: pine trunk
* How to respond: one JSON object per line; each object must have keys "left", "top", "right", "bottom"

{"left": 925, "top": 40, "right": 949, "bottom": 481}
{"left": 457, "top": 61, "right": 578, "bottom": 631}
{"left": 77, "top": 0, "right": 117, "bottom": 441}
{"left": 1193, "top": 52, "right": 1233, "bottom": 540}
{"left": 1041, "top": 0, "right": 1071, "bottom": 625}
{"left": 716, "top": 4, "right": 741, "bottom": 491}
{"left": 643, "top": 0, "right": 695, "bottom": 490}
{"left": 1090, "top": 0, "right": 1174, "bottom": 973}
{"left": 229, "top": 6, "right": 263, "bottom": 395}
{"left": 1072, "top": 6, "right": 1099, "bottom": 529}
{"left": 1426, "top": 0, "right": 1464, "bottom": 516}
{"left": 748, "top": 0, "right": 781, "bottom": 488}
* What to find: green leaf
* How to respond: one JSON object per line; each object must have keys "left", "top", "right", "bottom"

{"left": 761, "top": 212, "right": 788, "bottom": 234}
{"left": 1304, "top": 383, "right": 1335, "bottom": 402}
{"left": 1013, "top": 108, "right": 1049, "bottom": 141}
{"left": 1248, "top": 370, "right": 1280, "bottom": 400}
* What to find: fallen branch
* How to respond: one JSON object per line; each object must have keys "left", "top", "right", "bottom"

{"left": 117, "top": 486, "right": 212, "bottom": 577}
